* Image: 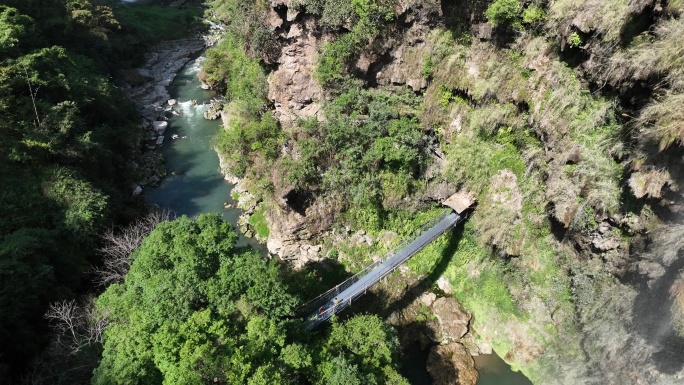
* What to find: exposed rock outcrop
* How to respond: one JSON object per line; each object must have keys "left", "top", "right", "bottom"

{"left": 267, "top": 17, "right": 324, "bottom": 128}
{"left": 432, "top": 297, "right": 471, "bottom": 342}
{"left": 265, "top": 197, "right": 339, "bottom": 267}
{"left": 376, "top": 0, "right": 444, "bottom": 91}
{"left": 427, "top": 342, "right": 479, "bottom": 385}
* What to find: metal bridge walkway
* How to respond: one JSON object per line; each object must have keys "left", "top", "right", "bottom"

{"left": 302, "top": 209, "right": 465, "bottom": 330}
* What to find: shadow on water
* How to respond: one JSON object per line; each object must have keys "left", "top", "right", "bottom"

{"left": 474, "top": 353, "right": 533, "bottom": 385}
{"left": 628, "top": 248, "right": 684, "bottom": 374}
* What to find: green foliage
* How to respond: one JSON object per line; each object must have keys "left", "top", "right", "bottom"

{"left": 216, "top": 103, "right": 283, "bottom": 178}
{"left": 248, "top": 204, "right": 270, "bottom": 239}
{"left": 94, "top": 215, "right": 408, "bottom": 384}
{"left": 316, "top": 33, "right": 358, "bottom": 86}
{"left": 206, "top": 35, "right": 281, "bottom": 182}
{"left": 113, "top": 3, "right": 202, "bottom": 44}
{"left": 208, "top": 0, "right": 276, "bottom": 58}
{"left": 568, "top": 31, "right": 583, "bottom": 48}
{"left": 421, "top": 54, "right": 434, "bottom": 80}
{"left": 0, "top": 2, "right": 143, "bottom": 380}
{"left": 295, "top": 0, "right": 355, "bottom": 28}
{"left": 314, "top": 0, "right": 393, "bottom": 86}
{"left": 94, "top": 215, "right": 295, "bottom": 384}
{"left": 485, "top": 0, "right": 521, "bottom": 27}
{"left": 521, "top": 3, "right": 546, "bottom": 25}
{"left": 0, "top": 6, "right": 39, "bottom": 57}
{"left": 317, "top": 315, "right": 406, "bottom": 385}
{"left": 202, "top": 36, "right": 268, "bottom": 110}
{"left": 277, "top": 87, "right": 426, "bottom": 221}
{"left": 317, "top": 87, "right": 426, "bottom": 217}
{"left": 42, "top": 167, "right": 108, "bottom": 242}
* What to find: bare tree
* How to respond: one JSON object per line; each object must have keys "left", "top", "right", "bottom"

{"left": 23, "top": 67, "right": 41, "bottom": 127}
{"left": 93, "top": 208, "right": 173, "bottom": 286}
{"left": 44, "top": 300, "right": 81, "bottom": 349}
{"left": 26, "top": 297, "right": 109, "bottom": 385}
{"left": 43, "top": 298, "right": 108, "bottom": 355}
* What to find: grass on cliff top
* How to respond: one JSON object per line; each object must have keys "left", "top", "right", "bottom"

{"left": 114, "top": 3, "right": 204, "bottom": 43}
{"left": 248, "top": 204, "right": 270, "bottom": 239}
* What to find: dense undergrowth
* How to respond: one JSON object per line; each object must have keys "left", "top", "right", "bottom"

{"left": 0, "top": 0, "right": 206, "bottom": 382}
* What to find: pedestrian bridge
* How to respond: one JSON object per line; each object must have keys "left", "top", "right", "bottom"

{"left": 300, "top": 206, "right": 469, "bottom": 330}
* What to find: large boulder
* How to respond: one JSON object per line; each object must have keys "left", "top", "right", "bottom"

{"left": 427, "top": 342, "right": 479, "bottom": 385}
{"left": 432, "top": 297, "right": 471, "bottom": 341}
{"left": 152, "top": 121, "right": 168, "bottom": 134}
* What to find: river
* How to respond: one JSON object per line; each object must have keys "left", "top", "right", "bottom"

{"left": 144, "top": 58, "right": 259, "bottom": 249}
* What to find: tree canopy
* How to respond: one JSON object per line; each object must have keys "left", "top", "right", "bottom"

{"left": 93, "top": 214, "right": 408, "bottom": 385}
{"left": 0, "top": 1, "right": 147, "bottom": 379}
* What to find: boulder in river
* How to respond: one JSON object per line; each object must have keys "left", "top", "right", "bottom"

{"left": 153, "top": 121, "right": 168, "bottom": 134}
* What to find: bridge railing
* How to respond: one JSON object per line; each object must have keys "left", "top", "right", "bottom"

{"left": 297, "top": 209, "right": 451, "bottom": 317}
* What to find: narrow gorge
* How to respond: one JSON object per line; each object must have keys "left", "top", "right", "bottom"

{"left": 3, "top": 1, "right": 684, "bottom": 384}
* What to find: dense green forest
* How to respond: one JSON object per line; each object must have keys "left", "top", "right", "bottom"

{"left": 93, "top": 214, "right": 408, "bottom": 385}
{"left": 0, "top": 1, "right": 412, "bottom": 383}
{"left": 0, "top": 0, "right": 200, "bottom": 381}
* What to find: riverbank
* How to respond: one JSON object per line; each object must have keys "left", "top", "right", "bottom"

{"left": 121, "top": 37, "right": 205, "bottom": 189}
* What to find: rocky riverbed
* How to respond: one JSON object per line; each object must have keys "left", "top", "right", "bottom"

{"left": 121, "top": 37, "right": 206, "bottom": 189}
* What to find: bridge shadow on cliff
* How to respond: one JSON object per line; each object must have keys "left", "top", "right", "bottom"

{"left": 335, "top": 222, "right": 465, "bottom": 323}
{"left": 382, "top": 223, "right": 465, "bottom": 317}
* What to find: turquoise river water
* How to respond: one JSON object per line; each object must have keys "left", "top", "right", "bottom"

{"left": 145, "top": 56, "right": 532, "bottom": 385}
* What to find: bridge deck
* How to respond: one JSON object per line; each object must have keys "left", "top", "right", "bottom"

{"left": 305, "top": 211, "right": 462, "bottom": 330}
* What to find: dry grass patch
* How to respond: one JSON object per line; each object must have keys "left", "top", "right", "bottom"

{"left": 547, "top": 0, "right": 632, "bottom": 43}
{"left": 628, "top": 168, "right": 674, "bottom": 199}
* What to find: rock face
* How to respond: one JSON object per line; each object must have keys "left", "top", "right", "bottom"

{"left": 267, "top": 17, "right": 324, "bottom": 128}
{"left": 432, "top": 297, "right": 472, "bottom": 341}
{"left": 265, "top": 197, "right": 337, "bottom": 267}
{"left": 427, "top": 342, "right": 479, "bottom": 385}
{"left": 374, "top": 0, "right": 443, "bottom": 91}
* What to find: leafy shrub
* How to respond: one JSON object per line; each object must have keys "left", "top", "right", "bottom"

{"left": 216, "top": 103, "right": 283, "bottom": 178}
{"left": 208, "top": 0, "right": 276, "bottom": 58}
{"left": 421, "top": 54, "right": 434, "bottom": 80}
{"left": 248, "top": 204, "right": 270, "bottom": 239}
{"left": 201, "top": 36, "right": 268, "bottom": 113}
{"left": 295, "top": 0, "right": 355, "bottom": 28}
{"left": 316, "top": 33, "right": 358, "bottom": 86}
{"left": 314, "top": 0, "right": 393, "bottom": 86}
{"left": 568, "top": 31, "right": 583, "bottom": 48}
{"left": 522, "top": 3, "right": 546, "bottom": 25}
{"left": 485, "top": 0, "right": 521, "bottom": 27}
